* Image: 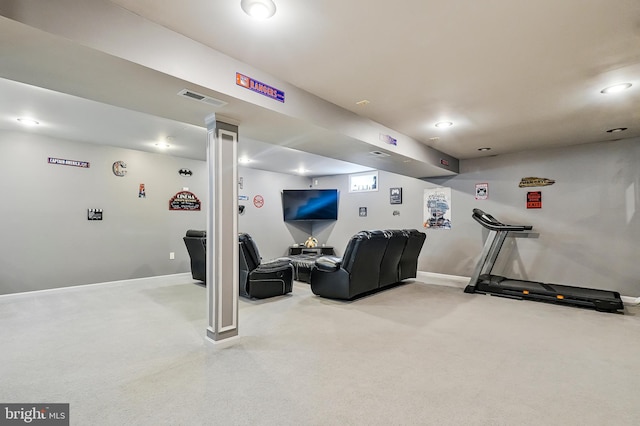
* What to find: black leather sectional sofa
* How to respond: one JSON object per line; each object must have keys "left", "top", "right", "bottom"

{"left": 310, "top": 229, "right": 426, "bottom": 300}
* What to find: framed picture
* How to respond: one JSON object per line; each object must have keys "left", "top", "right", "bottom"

{"left": 390, "top": 187, "right": 402, "bottom": 204}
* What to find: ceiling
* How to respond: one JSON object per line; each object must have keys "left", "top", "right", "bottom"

{"left": 1, "top": 0, "right": 639, "bottom": 177}
{"left": 0, "top": 77, "right": 372, "bottom": 177}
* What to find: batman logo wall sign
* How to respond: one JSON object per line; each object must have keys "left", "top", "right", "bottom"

{"left": 179, "top": 168, "right": 193, "bottom": 177}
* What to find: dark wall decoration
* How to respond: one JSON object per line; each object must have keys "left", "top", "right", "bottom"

{"left": 169, "top": 190, "right": 201, "bottom": 211}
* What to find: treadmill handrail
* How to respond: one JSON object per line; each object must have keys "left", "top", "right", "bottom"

{"left": 472, "top": 208, "right": 533, "bottom": 232}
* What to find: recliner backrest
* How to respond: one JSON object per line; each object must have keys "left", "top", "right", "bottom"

{"left": 398, "top": 229, "right": 426, "bottom": 280}
{"left": 238, "top": 233, "right": 261, "bottom": 272}
{"left": 378, "top": 230, "right": 409, "bottom": 287}
{"left": 341, "top": 231, "right": 390, "bottom": 296}
{"left": 183, "top": 230, "right": 207, "bottom": 281}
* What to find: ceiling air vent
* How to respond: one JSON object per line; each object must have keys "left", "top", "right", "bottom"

{"left": 177, "top": 89, "right": 227, "bottom": 108}
{"left": 369, "top": 150, "right": 390, "bottom": 157}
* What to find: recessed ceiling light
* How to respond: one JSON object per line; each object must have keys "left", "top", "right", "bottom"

{"left": 17, "top": 117, "right": 39, "bottom": 126}
{"left": 241, "top": 0, "right": 276, "bottom": 19}
{"left": 429, "top": 137, "right": 440, "bottom": 141}
{"left": 238, "top": 157, "right": 251, "bottom": 164}
{"left": 356, "top": 100, "right": 370, "bottom": 106}
{"left": 606, "top": 127, "right": 627, "bottom": 133}
{"left": 435, "top": 121, "right": 453, "bottom": 128}
{"left": 600, "top": 83, "right": 632, "bottom": 94}
{"left": 295, "top": 167, "right": 308, "bottom": 174}
{"left": 478, "top": 147, "right": 491, "bottom": 151}
{"left": 155, "top": 143, "right": 170, "bottom": 149}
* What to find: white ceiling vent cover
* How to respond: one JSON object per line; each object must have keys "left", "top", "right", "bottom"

{"left": 177, "top": 89, "right": 227, "bottom": 108}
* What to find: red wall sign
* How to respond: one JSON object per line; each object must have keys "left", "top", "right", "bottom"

{"left": 253, "top": 195, "right": 264, "bottom": 208}
{"left": 527, "top": 191, "right": 542, "bottom": 209}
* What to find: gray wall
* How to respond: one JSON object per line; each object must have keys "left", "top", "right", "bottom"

{"left": 310, "top": 172, "right": 437, "bottom": 256}
{"left": 426, "top": 137, "right": 640, "bottom": 297}
{"left": 237, "top": 166, "right": 311, "bottom": 259}
{"left": 3, "top": 128, "right": 638, "bottom": 298}
{"left": 0, "top": 130, "right": 207, "bottom": 294}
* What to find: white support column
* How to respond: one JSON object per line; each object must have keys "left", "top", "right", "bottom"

{"left": 205, "top": 114, "right": 239, "bottom": 343}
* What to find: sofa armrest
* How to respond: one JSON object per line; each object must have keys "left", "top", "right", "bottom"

{"left": 314, "top": 255, "right": 342, "bottom": 272}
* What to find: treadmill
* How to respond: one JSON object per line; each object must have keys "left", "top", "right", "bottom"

{"left": 464, "top": 208, "right": 624, "bottom": 313}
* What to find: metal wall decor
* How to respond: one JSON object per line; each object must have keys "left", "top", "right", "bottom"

{"left": 519, "top": 177, "right": 555, "bottom": 188}
{"left": 48, "top": 157, "right": 90, "bottom": 168}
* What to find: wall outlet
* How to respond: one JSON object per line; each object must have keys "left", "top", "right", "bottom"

{"left": 169, "top": 252, "right": 175, "bottom": 260}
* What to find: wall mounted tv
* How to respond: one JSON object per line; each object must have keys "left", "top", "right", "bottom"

{"left": 282, "top": 189, "right": 339, "bottom": 221}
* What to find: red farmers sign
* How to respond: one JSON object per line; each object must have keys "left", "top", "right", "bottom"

{"left": 526, "top": 191, "right": 542, "bottom": 209}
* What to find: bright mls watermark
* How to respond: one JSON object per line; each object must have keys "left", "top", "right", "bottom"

{"left": 1, "top": 404, "right": 69, "bottom": 425}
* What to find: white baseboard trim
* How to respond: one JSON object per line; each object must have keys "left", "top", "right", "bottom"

{"left": 621, "top": 296, "right": 640, "bottom": 306}
{"left": 416, "top": 271, "right": 469, "bottom": 289}
{"left": 417, "top": 271, "right": 639, "bottom": 306}
{"left": 0, "top": 272, "right": 195, "bottom": 299}
{"left": 205, "top": 333, "right": 241, "bottom": 348}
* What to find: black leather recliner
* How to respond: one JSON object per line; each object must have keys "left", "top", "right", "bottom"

{"left": 398, "top": 229, "right": 427, "bottom": 281}
{"left": 183, "top": 230, "right": 207, "bottom": 281}
{"left": 310, "top": 229, "right": 426, "bottom": 300}
{"left": 310, "top": 231, "right": 389, "bottom": 300}
{"left": 238, "top": 233, "right": 294, "bottom": 299}
{"left": 378, "top": 230, "right": 409, "bottom": 287}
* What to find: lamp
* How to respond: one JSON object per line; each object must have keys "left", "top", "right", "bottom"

{"left": 435, "top": 121, "right": 453, "bottom": 128}
{"left": 241, "top": 0, "right": 276, "bottom": 19}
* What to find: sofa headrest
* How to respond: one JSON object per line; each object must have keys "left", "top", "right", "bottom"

{"left": 185, "top": 229, "right": 206, "bottom": 238}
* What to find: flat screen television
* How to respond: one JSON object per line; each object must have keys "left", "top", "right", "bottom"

{"left": 282, "top": 189, "right": 339, "bottom": 221}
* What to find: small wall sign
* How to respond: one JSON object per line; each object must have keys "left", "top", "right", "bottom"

{"left": 475, "top": 183, "right": 488, "bottom": 200}
{"left": 390, "top": 187, "right": 402, "bottom": 204}
{"left": 87, "top": 209, "right": 103, "bottom": 220}
{"left": 139, "top": 184, "right": 146, "bottom": 198}
{"left": 169, "top": 190, "right": 201, "bottom": 211}
{"left": 379, "top": 133, "right": 397, "bottom": 146}
{"left": 519, "top": 177, "right": 555, "bottom": 188}
{"left": 48, "top": 157, "right": 90, "bottom": 168}
{"left": 112, "top": 161, "right": 127, "bottom": 176}
{"left": 236, "top": 72, "right": 285, "bottom": 103}
{"left": 527, "top": 191, "right": 542, "bottom": 209}
{"left": 179, "top": 168, "right": 193, "bottom": 177}
{"left": 359, "top": 207, "right": 367, "bottom": 217}
{"left": 253, "top": 195, "right": 264, "bottom": 208}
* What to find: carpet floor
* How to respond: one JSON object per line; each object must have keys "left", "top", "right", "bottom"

{"left": 0, "top": 275, "right": 638, "bottom": 425}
